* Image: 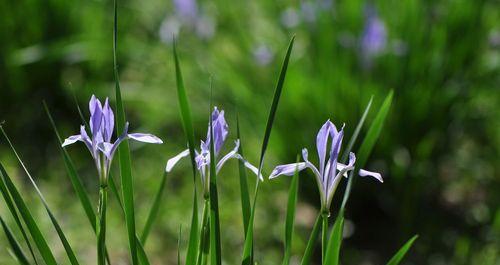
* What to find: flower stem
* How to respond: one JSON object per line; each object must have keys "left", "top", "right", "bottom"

{"left": 97, "top": 184, "right": 108, "bottom": 265}
{"left": 196, "top": 198, "right": 210, "bottom": 265}
{"left": 321, "top": 212, "right": 329, "bottom": 264}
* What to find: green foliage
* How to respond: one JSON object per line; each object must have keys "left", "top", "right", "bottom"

{"left": 0, "top": 163, "right": 57, "bottom": 265}
{"left": 0, "top": 214, "right": 29, "bottom": 265}
{"left": 173, "top": 39, "right": 200, "bottom": 265}
{"left": 386, "top": 235, "right": 419, "bottom": 265}
{"left": 242, "top": 35, "right": 295, "bottom": 265}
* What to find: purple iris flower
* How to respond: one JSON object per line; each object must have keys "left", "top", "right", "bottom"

{"left": 166, "top": 107, "right": 262, "bottom": 194}
{"left": 62, "top": 95, "right": 163, "bottom": 179}
{"left": 173, "top": 0, "right": 198, "bottom": 21}
{"left": 269, "top": 120, "right": 382, "bottom": 212}
{"left": 361, "top": 5, "right": 387, "bottom": 57}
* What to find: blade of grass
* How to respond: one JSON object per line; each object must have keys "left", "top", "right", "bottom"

{"left": 44, "top": 102, "right": 96, "bottom": 229}
{"left": 0, "top": 214, "right": 30, "bottom": 265}
{"left": 0, "top": 163, "right": 57, "bottom": 265}
{"left": 340, "top": 91, "right": 393, "bottom": 212}
{"left": 196, "top": 199, "right": 210, "bottom": 265}
{"left": 300, "top": 214, "right": 321, "bottom": 265}
{"left": 173, "top": 38, "right": 199, "bottom": 265}
{"left": 242, "top": 35, "right": 295, "bottom": 265}
{"left": 236, "top": 114, "right": 251, "bottom": 236}
{"left": 386, "top": 235, "right": 418, "bottom": 265}
{"left": 113, "top": 0, "right": 139, "bottom": 263}
{"left": 0, "top": 127, "right": 80, "bottom": 265}
{"left": 140, "top": 171, "right": 168, "bottom": 244}
{"left": 209, "top": 105, "right": 222, "bottom": 265}
{"left": 340, "top": 97, "right": 373, "bottom": 163}
{"left": 108, "top": 173, "right": 151, "bottom": 265}
{"left": 323, "top": 215, "right": 344, "bottom": 265}
{"left": 281, "top": 156, "right": 300, "bottom": 265}
{"left": 0, "top": 143, "right": 38, "bottom": 265}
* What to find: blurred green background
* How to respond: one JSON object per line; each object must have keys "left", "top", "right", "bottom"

{"left": 0, "top": 0, "right": 499, "bottom": 264}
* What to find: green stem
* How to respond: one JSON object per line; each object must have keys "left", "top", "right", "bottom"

{"left": 321, "top": 212, "right": 329, "bottom": 264}
{"left": 97, "top": 184, "right": 108, "bottom": 265}
{"left": 196, "top": 199, "right": 210, "bottom": 265}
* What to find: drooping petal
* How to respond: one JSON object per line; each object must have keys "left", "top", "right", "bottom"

{"left": 79, "top": 125, "right": 94, "bottom": 153}
{"left": 165, "top": 149, "right": 190, "bottom": 172}
{"left": 301, "top": 148, "right": 322, "bottom": 181}
{"left": 269, "top": 162, "right": 306, "bottom": 179}
{"left": 215, "top": 140, "right": 240, "bottom": 173}
{"left": 128, "top": 133, "right": 163, "bottom": 144}
{"left": 316, "top": 120, "right": 337, "bottom": 176}
{"left": 102, "top": 98, "right": 115, "bottom": 142}
{"left": 359, "top": 169, "right": 383, "bottom": 183}
{"left": 234, "top": 154, "right": 264, "bottom": 181}
{"left": 336, "top": 152, "right": 357, "bottom": 178}
{"left": 62, "top": 134, "right": 82, "bottom": 147}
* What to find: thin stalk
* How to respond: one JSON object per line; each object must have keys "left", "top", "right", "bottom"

{"left": 196, "top": 199, "right": 210, "bottom": 265}
{"left": 321, "top": 212, "right": 329, "bottom": 264}
{"left": 97, "top": 155, "right": 108, "bottom": 265}
{"left": 97, "top": 185, "right": 108, "bottom": 265}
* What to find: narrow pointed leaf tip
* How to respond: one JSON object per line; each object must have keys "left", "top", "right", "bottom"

{"left": 386, "top": 235, "right": 418, "bottom": 265}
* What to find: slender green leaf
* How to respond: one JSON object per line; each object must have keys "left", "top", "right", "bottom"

{"left": 113, "top": 0, "right": 138, "bottom": 263}
{"left": 173, "top": 39, "right": 197, "bottom": 178}
{"left": 173, "top": 38, "right": 199, "bottom": 265}
{"left": 257, "top": 35, "right": 295, "bottom": 172}
{"left": 140, "top": 171, "right": 168, "bottom": 244}
{"left": 282, "top": 157, "right": 300, "bottom": 265}
{"left": 386, "top": 235, "right": 418, "bottom": 265}
{"left": 0, "top": 163, "right": 57, "bottom": 265}
{"left": 209, "top": 108, "right": 222, "bottom": 265}
{"left": 242, "top": 35, "right": 295, "bottom": 265}
{"left": 241, "top": 184, "right": 259, "bottom": 265}
{"left": 44, "top": 102, "right": 96, "bottom": 230}
{"left": 186, "top": 193, "right": 199, "bottom": 265}
{"left": 1, "top": 127, "right": 80, "bottom": 265}
{"left": 340, "top": 97, "right": 373, "bottom": 163}
{"left": 356, "top": 91, "right": 393, "bottom": 174}
{"left": 324, "top": 215, "right": 344, "bottom": 265}
{"left": 0, "top": 214, "right": 30, "bottom": 265}
{"left": 196, "top": 199, "right": 210, "bottom": 265}
{"left": 108, "top": 174, "right": 151, "bottom": 265}
{"left": 341, "top": 91, "right": 393, "bottom": 211}
{"left": 0, "top": 143, "right": 38, "bottom": 264}
{"left": 300, "top": 214, "right": 321, "bottom": 265}
{"left": 236, "top": 114, "right": 251, "bottom": 236}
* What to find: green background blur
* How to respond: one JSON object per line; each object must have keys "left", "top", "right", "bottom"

{"left": 0, "top": 0, "right": 499, "bottom": 264}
